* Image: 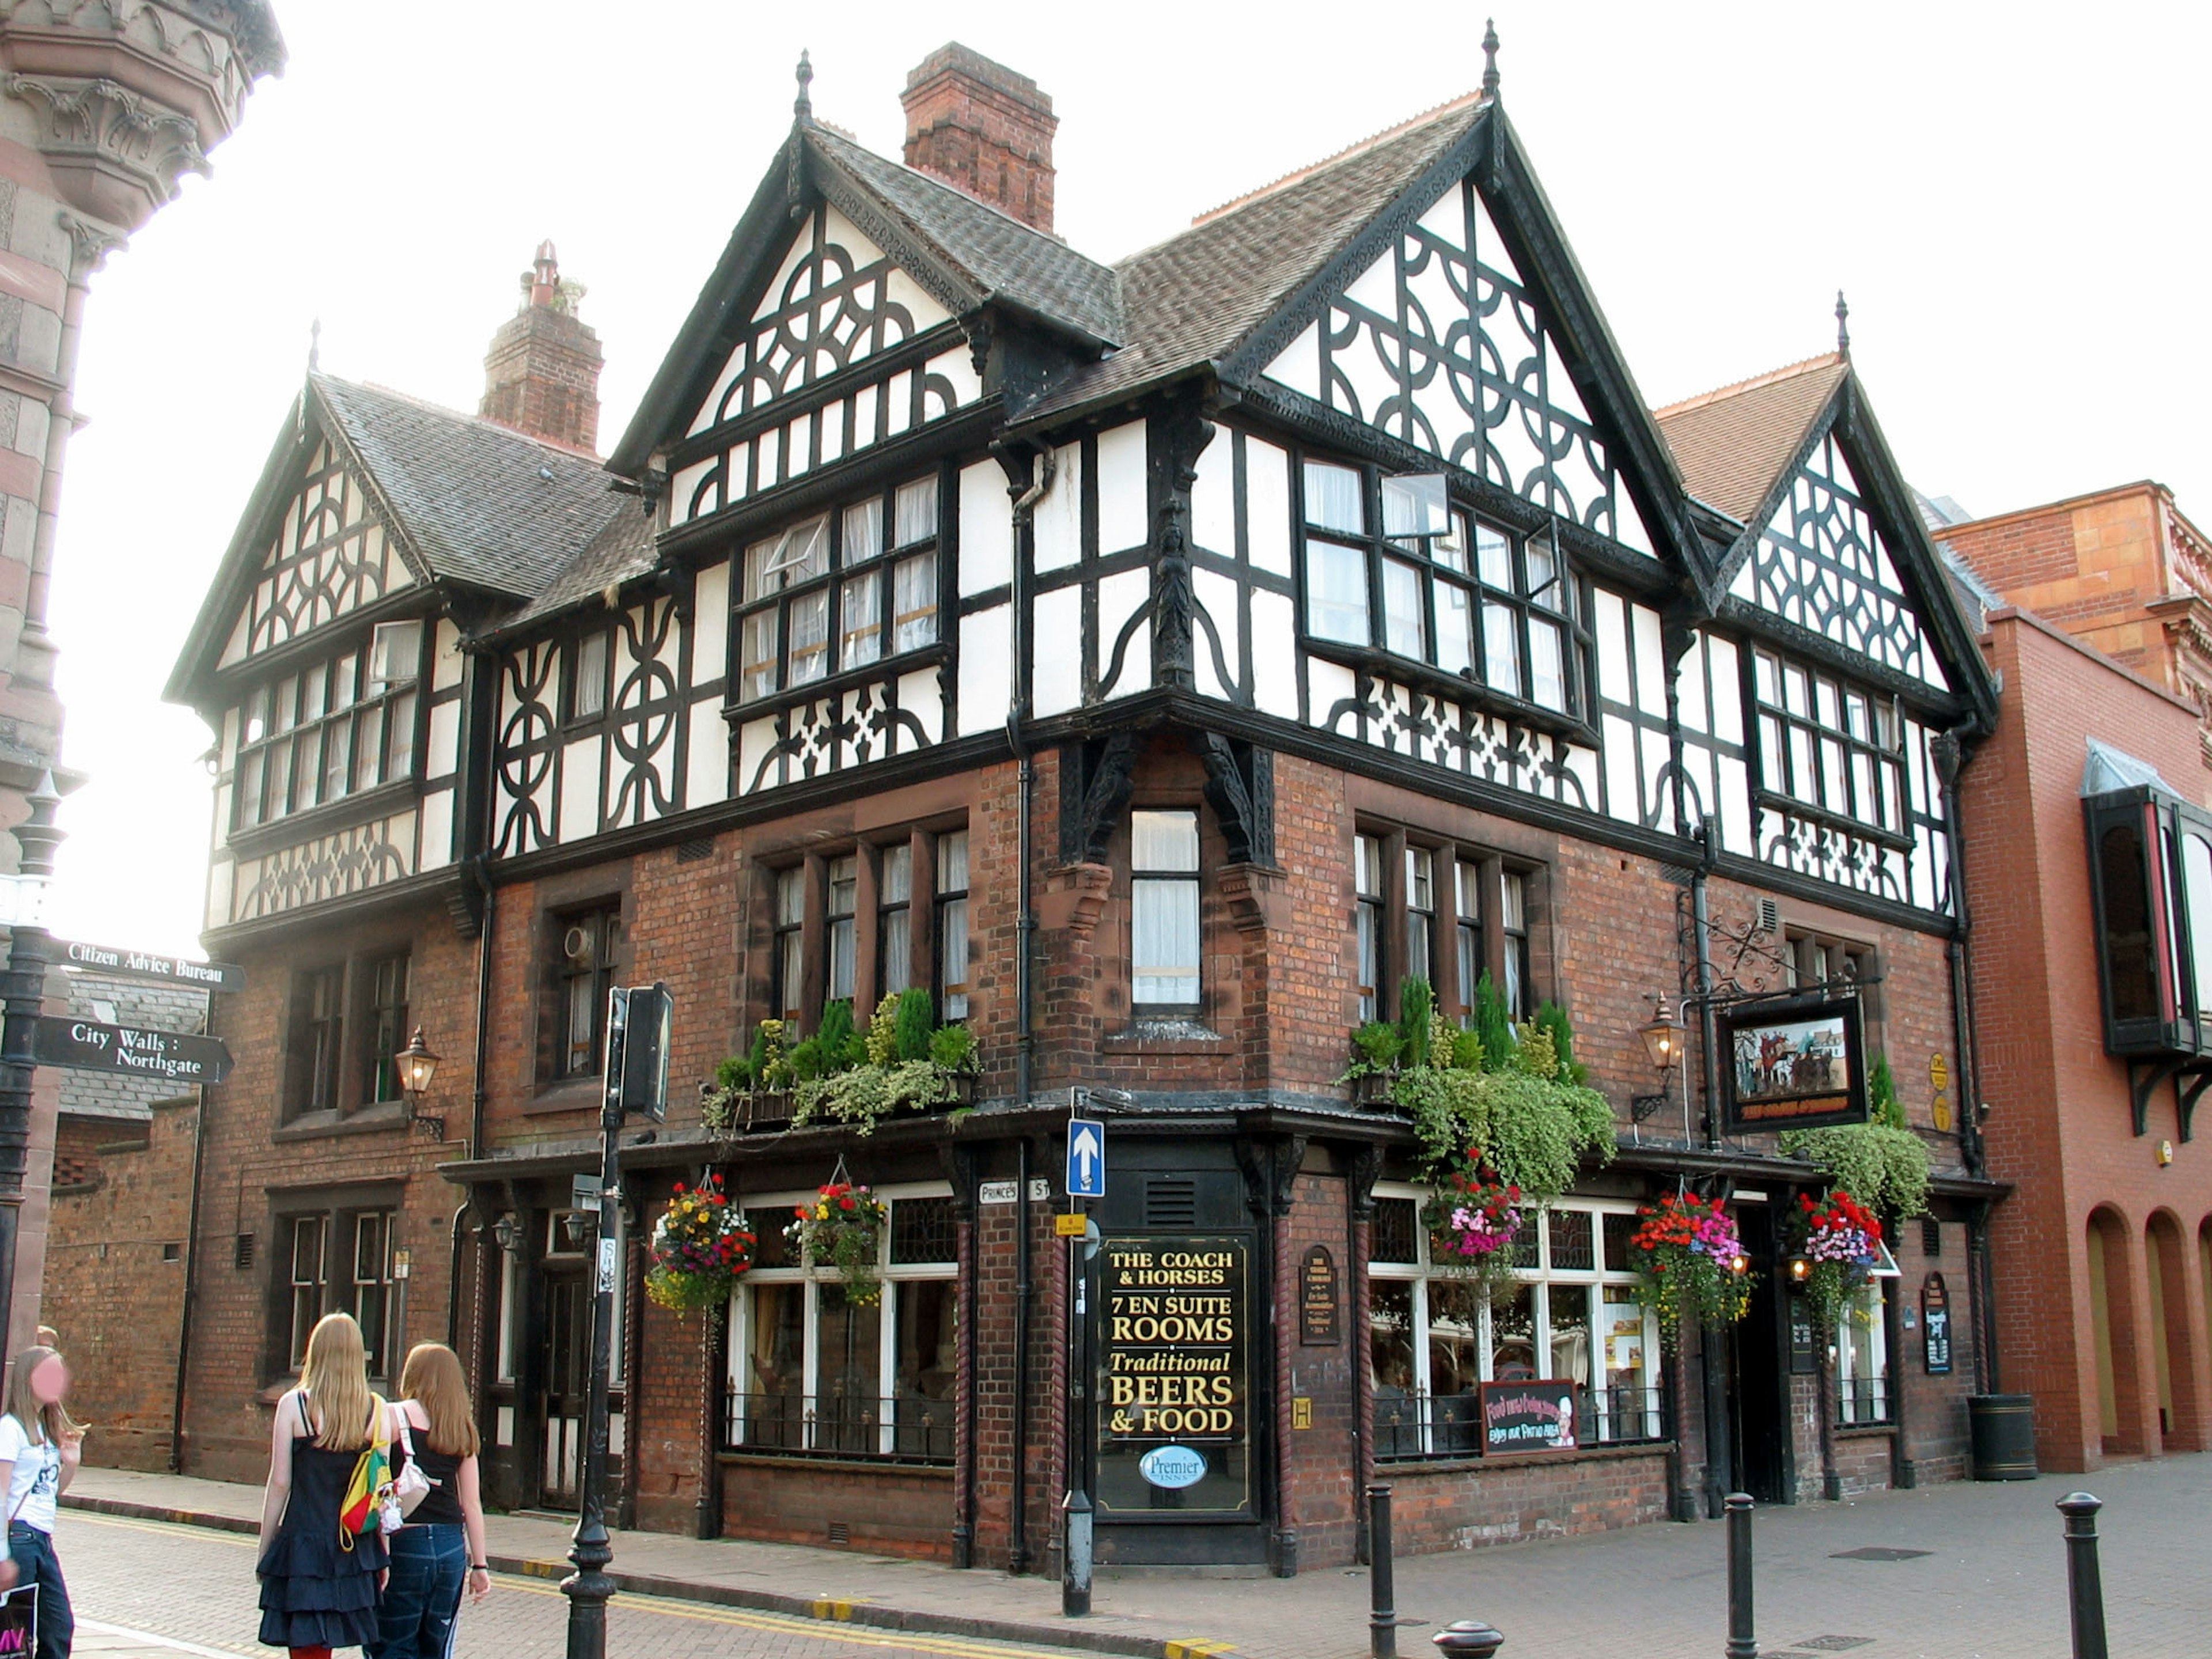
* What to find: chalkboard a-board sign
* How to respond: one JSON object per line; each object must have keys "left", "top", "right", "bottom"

{"left": 1299, "top": 1245, "right": 1340, "bottom": 1345}
{"left": 1479, "top": 1380, "right": 1580, "bottom": 1453}
{"left": 1922, "top": 1273, "right": 1952, "bottom": 1375}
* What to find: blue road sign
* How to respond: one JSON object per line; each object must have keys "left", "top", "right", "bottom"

{"left": 1067, "top": 1116, "right": 1106, "bottom": 1199}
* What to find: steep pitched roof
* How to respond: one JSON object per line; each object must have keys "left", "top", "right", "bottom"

{"left": 806, "top": 124, "right": 1122, "bottom": 345}
{"left": 1653, "top": 354, "right": 1848, "bottom": 524}
{"left": 493, "top": 498, "right": 660, "bottom": 637}
{"left": 1013, "top": 97, "right": 1488, "bottom": 427}
{"left": 312, "top": 375, "right": 624, "bottom": 599}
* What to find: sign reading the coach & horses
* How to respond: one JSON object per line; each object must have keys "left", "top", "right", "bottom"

{"left": 1096, "top": 1235, "right": 1251, "bottom": 1518}
{"left": 1299, "top": 1245, "right": 1340, "bottom": 1345}
{"left": 28, "top": 1016, "right": 233, "bottom": 1085}
{"left": 1719, "top": 991, "right": 1868, "bottom": 1134}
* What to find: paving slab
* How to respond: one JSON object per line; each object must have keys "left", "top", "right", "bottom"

{"left": 65, "top": 1456, "right": 2212, "bottom": 1659}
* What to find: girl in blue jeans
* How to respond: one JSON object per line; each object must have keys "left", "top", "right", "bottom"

{"left": 0, "top": 1344, "right": 84, "bottom": 1659}
{"left": 370, "top": 1343, "right": 490, "bottom": 1659}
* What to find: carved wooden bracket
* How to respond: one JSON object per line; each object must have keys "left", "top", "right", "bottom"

{"left": 1197, "top": 734, "right": 1275, "bottom": 866}
{"left": 1058, "top": 732, "right": 1137, "bottom": 865}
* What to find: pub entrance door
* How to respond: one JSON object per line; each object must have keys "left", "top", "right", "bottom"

{"left": 1728, "top": 1202, "right": 1793, "bottom": 1504}
{"left": 540, "top": 1262, "right": 590, "bottom": 1508}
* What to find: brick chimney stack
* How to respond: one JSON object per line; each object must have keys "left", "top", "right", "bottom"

{"left": 480, "top": 241, "right": 604, "bottom": 454}
{"left": 900, "top": 44, "right": 1056, "bottom": 233}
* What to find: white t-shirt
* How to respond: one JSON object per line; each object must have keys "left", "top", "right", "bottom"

{"left": 0, "top": 1415, "right": 58, "bottom": 1535}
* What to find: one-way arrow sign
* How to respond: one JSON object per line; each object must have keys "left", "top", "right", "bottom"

{"left": 28, "top": 1016, "right": 232, "bottom": 1085}
{"left": 1066, "top": 1116, "right": 1105, "bottom": 1199}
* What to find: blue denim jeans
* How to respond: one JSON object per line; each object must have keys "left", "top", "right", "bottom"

{"left": 365, "top": 1524, "right": 464, "bottom": 1659}
{"left": 7, "top": 1522, "right": 71, "bottom": 1659}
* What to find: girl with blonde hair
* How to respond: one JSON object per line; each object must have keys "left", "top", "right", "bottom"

{"left": 0, "top": 1345, "right": 85, "bottom": 1658}
{"left": 257, "top": 1313, "right": 388, "bottom": 1658}
{"left": 368, "top": 1343, "right": 490, "bottom": 1659}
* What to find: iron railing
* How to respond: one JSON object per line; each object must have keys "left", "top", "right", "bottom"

{"left": 724, "top": 1391, "right": 954, "bottom": 1464}
{"left": 1372, "top": 1384, "right": 1666, "bottom": 1461}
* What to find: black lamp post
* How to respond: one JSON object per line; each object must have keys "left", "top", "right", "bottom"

{"left": 0, "top": 774, "right": 62, "bottom": 1350}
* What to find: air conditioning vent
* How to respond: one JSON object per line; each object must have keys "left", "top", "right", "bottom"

{"left": 369, "top": 619, "right": 423, "bottom": 687}
{"left": 1145, "top": 1177, "right": 1197, "bottom": 1228}
{"left": 1755, "top": 897, "right": 1780, "bottom": 935}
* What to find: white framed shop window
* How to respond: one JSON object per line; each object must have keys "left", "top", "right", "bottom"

{"left": 1368, "top": 1184, "right": 1662, "bottom": 1459}
{"left": 725, "top": 1181, "right": 959, "bottom": 1463}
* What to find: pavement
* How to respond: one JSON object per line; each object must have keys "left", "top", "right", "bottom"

{"left": 62, "top": 1455, "right": 2212, "bottom": 1658}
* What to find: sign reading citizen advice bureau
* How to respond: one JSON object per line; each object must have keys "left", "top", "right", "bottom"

{"left": 53, "top": 938, "right": 245, "bottom": 995}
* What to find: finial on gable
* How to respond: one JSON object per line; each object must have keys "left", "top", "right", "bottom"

{"left": 1836, "top": 289, "right": 1850, "bottom": 356}
{"left": 1482, "top": 20, "right": 1501, "bottom": 97}
{"left": 795, "top": 49, "right": 813, "bottom": 121}
{"left": 308, "top": 316, "right": 320, "bottom": 373}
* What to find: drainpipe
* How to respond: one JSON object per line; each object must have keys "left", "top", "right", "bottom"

{"left": 1931, "top": 727, "right": 1986, "bottom": 1178}
{"left": 1004, "top": 445, "right": 1056, "bottom": 1575}
{"left": 169, "top": 994, "right": 217, "bottom": 1474}
{"left": 446, "top": 856, "right": 497, "bottom": 1351}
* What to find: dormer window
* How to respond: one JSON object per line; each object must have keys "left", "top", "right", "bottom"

{"left": 736, "top": 476, "right": 941, "bottom": 704}
{"left": 1298, "top": 458, "right": 1580, "bottom": 717}
{"left": 1749, "top": 649, "right": 1903, "bottom": 839}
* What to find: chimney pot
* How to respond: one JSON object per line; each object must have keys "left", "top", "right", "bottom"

{"left": 481, "top": 242, "right": 604, "bottom": 453}
{"left": 900, "top": 43, "right": 1056, "bottom": 233}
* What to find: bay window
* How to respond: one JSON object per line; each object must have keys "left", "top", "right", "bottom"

{"left": 1354, "top": 828, "right": 1535, "bottom": 1023}
{"left": 233, "top": 637, "right": 420, "bottom": 832}
{"left": 726, "top": 1185, "right": 959, "bottom": 1463}
{"left": 1370, "top": 1190, "right": 1661, "bottom": 1458}
{"left": 765, "top": 824, "right": 972, "bottom": 1033}
{"left": 1298, "top": 459, "right": 1582, "bottom": 717}
{"left": 736, "top": 476, "right": 941, "bottom": 703}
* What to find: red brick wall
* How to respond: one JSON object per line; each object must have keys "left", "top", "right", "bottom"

{"left": 45, "top": 1103, "right": 195, "bottom": 1470}
{"left": 1967, "top": 610, "right": 2212, "bottom": 1472}
{"left": 1281, "top": 1173, "right": 1358, "bottom": 1565}
{"left": 1383, "top": 1448, "right": 1673, "bottom": 1551}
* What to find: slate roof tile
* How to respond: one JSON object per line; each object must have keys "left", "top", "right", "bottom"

{"left": 312, "top": 374, "right": 627, "bottom": 599}
{"left": 499, "top": 498, "right": 661, "bottom": 634}
{"left": 1652, "top": 354, "right": 1847, "bottom": 525}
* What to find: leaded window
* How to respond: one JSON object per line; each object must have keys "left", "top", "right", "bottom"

{"left": 234, "top": 640, "right": 419, "bottom": 832}
{"left": 1132, "top": 810, "right": 1200, "bottom": 1007}
{"left": 570, "top": 630, "right": 610, "bottom": 722}
{"left": 1501, "top": 869, "right": 1530, "bottom": 1022}
{"left": 770, "top": 826, "right": 972, "bottom": 1033}
{"left": 936, "top": 831, "right": 970, "bottom": 1021}
{"left": 1356, "top": 835, "right": 1384, "bottom": 1022}
{"left": 772, "top": 868, "right": 805, "bottom": 1024}
{"left": 1751, "top": 648, "right": 1905, "bottom": 838}
{"left": 361, "top": 953, "right": 410, "bottom": 1104}
{"left": 1298, "top": 460, "right": 1581, "bottom": 717}
{"left": 1406, "top": 847, "right": 1435, "bottom": 987}
{"left": 556, "top": 903, "right": 622, "bottom": 1078}
{"left": 1356, "top": 830, "right": 1533, "bottom": 1023}
{"left": 736, "top": 476, "right": 940, "bottom": 703}
{"left": 287, "top": 1215, "right": 327, "bottom": 1370}
{"left": 290, "top": 965, "right": 345, "bottom": 1116}
{"left": 727, "top": 1185, "right": 960, "bottom": 1463}
{"left": 878, "top": 844, "right": 913, "bottom": 997}
{"left": 353, "top": 1211, "right": 395, "bottom": 1380}
{"left": 827, "top": 855, "right": 858, "bottom": 1003}
{"left": 1370, "top": 1190, "right": 1661, "bottom": 1458}
{"left": 1836, "top": 1279, "right": 1892, "bottom": 1425}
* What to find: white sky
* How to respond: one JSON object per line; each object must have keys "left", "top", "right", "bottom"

{"left": 43, "top": 0, "right": 2212, "bottom": 957}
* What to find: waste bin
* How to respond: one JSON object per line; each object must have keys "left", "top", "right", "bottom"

{"left": 1967, "top": 1393, "right": 2036, "bottom": 1480}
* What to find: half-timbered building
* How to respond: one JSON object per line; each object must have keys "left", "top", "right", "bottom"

{"left": 154, "top": 41, "right": 2011, "bottom": 1573}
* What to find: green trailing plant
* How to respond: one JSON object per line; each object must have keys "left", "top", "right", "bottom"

{"left": 1448, "top": 1024, "right": 1486, "bottom": 1071}
{"left": 1778, "top": 1121, "right": 1931, "bottom": 1219}
{"left": 1510, "top": 1021, "right": 1558, "bottom": 1082}
{"left": 1469, "top": 974, "right": 1515, "bottom": 1071}
{"left": 1469, "top": 1068, "right": 1615, "bottom": 1205}
{"left": 708, "top": 1001, "right": 976, "bottom": 1139}
{"left": 1398, "top": 978, "right": 1434, "bottom": 1070}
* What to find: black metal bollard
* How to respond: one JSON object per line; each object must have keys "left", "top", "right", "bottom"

{"left": 1368, "top": 1483, "right": 1396, "bottom": 1659}
{"left": 1431, "top": 1619, "right": 1505, "bottom": 1657}
{"left": 1724, "top": 1493, "right": 1756, "bottom": 1659}
{"left": 2056, "top": 1493, "right": 2109, "bottom": 1659}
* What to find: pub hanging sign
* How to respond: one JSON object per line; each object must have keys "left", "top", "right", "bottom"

{"left": 1719, "top": 991, "right": 1868, "bottom": 1134}
{"left": 1096, "top": 1234, "right": 1252, "bottom": 1520}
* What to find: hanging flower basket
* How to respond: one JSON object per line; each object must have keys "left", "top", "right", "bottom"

{"left": 1627, "top": 1191, "right": 1752, "bottom": 1344}
{"left": 1796, "top": 1188, "right": 1883, "bottom": 1325}
{"left": 786, "top": 1179, "right": 891, "bottom": 1306}
{"left": 1420, "top": 1165, "right": 1525, "bottom": 1297}
{"left": 644, "top": 1175, "right": 755, "bottom": 1316}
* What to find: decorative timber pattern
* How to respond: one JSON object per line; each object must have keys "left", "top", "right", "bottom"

{"left": 219, "top": 438, "right": 414, "bottom": 664}
{"left": 1733, "top": 431, "right": 1946, "bottom": 690}
{"left": 669, "top": 207, "right": 983, "bottom": 529}
{"left": 225, "top": 810, "right": 416, "bottom": 923}
{"left": 1260, "top": 177, "right": 1656, "bottom": 558}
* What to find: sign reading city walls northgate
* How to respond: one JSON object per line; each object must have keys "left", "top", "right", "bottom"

{"left": 1718, "top": 992, "right": 1868, "bottom": 1134}
{"left": 29, "top": 1016, "right": 233, "bottom": 1085}
{"left": 53, "top": 939, "right": 245, "bottom": 995}
{"left": 1096, "top": 1236, "right": 1251, "bottom": 1520}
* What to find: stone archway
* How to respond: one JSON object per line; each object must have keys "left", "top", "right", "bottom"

{"left": 2086, "top": 1207, "right": 2146, "bottom": 1456}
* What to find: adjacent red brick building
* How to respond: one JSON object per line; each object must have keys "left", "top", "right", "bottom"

{"left": 123, "top": 43, "right": 2016, "bottom": 1575}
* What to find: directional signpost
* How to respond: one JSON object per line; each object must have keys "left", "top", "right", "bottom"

{"left": 52, "top": 939, "right": 245, "bottom": 995}
{"left": 28, "top": 1016, "right": 232, "bottom": 1085}
{"left": 1067, "top": 1116, "right": 1106, "bottom": 1199}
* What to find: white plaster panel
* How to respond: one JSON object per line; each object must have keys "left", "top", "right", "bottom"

{"left": 211, "top": 782, "right": 232, "bottom": 850}
{"left": 884, "top": 372, "right": 912, "bottom": 438}
{"left": 671, "top": 456, "right": 718, "bottom": 527}
{"left": 1641, "top": 728, "right": 1673, "bottom": 832}
{"left": 217, "top": 608, "right": 251, "bottom": 669}
{"left": 1601, "top": 713, "right": 1638, "bottom": 822}
{"left": 1245, "top": 438, "right": 1293, "bottom": 577}
{"left": 896, "top": 669, "right": 942, "bottom": 747}
{"left": 737, "top": 717, "right": 777, "bottom": 796}
{"left": 881, "top": 266, "right": 950, "bottom": 334}
{"left": 1307, "top": 657, "right": 1356, "bottom": 729}
{"left": 1252, "top": 591, "right": 1298, "bottom": 718}
{"left": 1560, "top": 744, "right": 1600, "bottom": 812}
{"left": 690, "top": 561, "right": 728, "bottom": 684}
{"left": 206, "top": 855, "right": 234, "bottom": 931}
{"left": 1096, "top": 567, "right": 1150, "bottom": 698}
{"left": 1592, "top": 588, "right": 1630, "bottom": 704}
{"left": 426, "top": 699, "right": 461, "bottom": 779}
{"left": 958, "top": 605, "right": 1011, "bottom": 736}
{"left": 1263, "top": 320, "right": 1323, "bottom": 402}
{"left": 1033, "top": 443, "right": 1083, "bottom": 573}
{"left": 1191, "top": 430, "right": 1235, "bottom": 559}
{"left": 926, "top": 346, "right": 983, "bottom": 410}
{"left": 558, "top": 738, "right": 600, "bottom": 843}
{"left": 1032, "top": 586, "right": 1082, "bottom": 717}
{"left": 1705, "top": 635, "right": 1744, "bottom": 744}
{"left": 1717, "top": 755, "right": 1752, "bottom": 855}
{"left": 1194, "top": 569, "right": 1241, "bottom": 702}
{"left": 1096, "top": 422, "right": 1149, "bottom": 554}
{"left": 685, "top": 698, "right": 727, "bottom": 807}
{"left": 432, "top": 620, "right": 465, "bottom": 690}
{"left": 1631, "top": 604, "right": 1667, "bottom": 718}
{"left": 417, "top": 786, "right": 453, "bottom": 872}
{"left": 960, "top": 460, "right": 1013, "bottom": 595}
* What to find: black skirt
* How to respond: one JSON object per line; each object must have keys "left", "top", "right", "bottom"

{"left": 257, "top": 1436, "right": 387, "bottom": 1650}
